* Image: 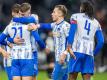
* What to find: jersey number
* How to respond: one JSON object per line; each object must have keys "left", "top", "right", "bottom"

{"left": 12, "top": 27, "right": 23, "bottom": 38}
{"left": 84, "top": 20, "right": 91, "bottom": 35}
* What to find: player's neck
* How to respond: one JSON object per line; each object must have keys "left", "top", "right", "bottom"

{"left": 56, "top": 17, "right": 64, "bottom": 25}
{"left": 13, "top": 15, "right": 19, "bottom": 17}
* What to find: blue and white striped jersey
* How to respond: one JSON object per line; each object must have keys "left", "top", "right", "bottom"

{"left": 3, "top": 22, "right": 33, "bottom": 59}
{"left": 30, "top": 14, "right": 38, "bottom": 52}
{"left": 71, "top": 13, "right": 102, "bottom": 56}
{"left": 4, "top": 45, "right": 12, "bottom": 67}
{"left": 51, "top": 20, "right": 70, "bottom": 61}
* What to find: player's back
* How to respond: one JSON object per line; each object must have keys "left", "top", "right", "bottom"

{"left": 3, "top": 22, "right": 33, "bottom": 59}
{"left": 71, "top": 13, "right": 101, "bottom": 55}
{"left": 73, "top": 13, "right": 99, "bottom": 41}
{"left": 6, "top": 22, "right": 31, "bottom": 45}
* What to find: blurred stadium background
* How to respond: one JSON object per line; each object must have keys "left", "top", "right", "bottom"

{"left": 0, "top": 0, "right": 107, "bottom": 80}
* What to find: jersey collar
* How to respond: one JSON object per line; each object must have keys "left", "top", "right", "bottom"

{"left": 56, "top": 20, "right": 64, "bottom": 25}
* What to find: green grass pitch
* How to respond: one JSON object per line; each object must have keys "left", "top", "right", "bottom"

{"left": 0, "top": 70, "right": 107, "bottom": 80}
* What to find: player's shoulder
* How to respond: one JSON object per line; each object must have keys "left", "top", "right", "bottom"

{"left": 51, "top": 22, "right": 54, "bottom": 26}
{"left": 62, "top": 21, "right": 70, "bottom": 29}
{"left": 31, "top": 14, "right": 38, "bottom": 19}
{"left": 71, "top": 13, "right": 84, "bottom": 17}
{"left": 6, "top": 22, "right": 14, "bottom": 28}
{"left": 70, "top": 13, "right": 84, "bottom": 21}
{"left": 93, "top": 18, "right": 101, "bottom": 30}
{"left": 72, "top": 13, "right": 83, "bottom": 16}
{"left": 63, "top": 21, "right": 70, "bottom": 26}
{"left": 31, "top": 14, "right": 39, "bottom": 23}
{"left": 93, "top": 18, "right": 100, "bottom": 24}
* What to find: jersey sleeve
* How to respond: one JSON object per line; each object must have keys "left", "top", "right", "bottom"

{"left": 3, "top": 26, "right": 9, "bottom": 35}
{"left": 40, "top": 23, "right": 52, "bottom": 30}
{"left": 67, "top": 14, "right": 77, "bottom": 45}
{"left": 31, "top": 14, "right": 39, "bottom": 24}
{"left": 70, "top": 14, "right": 77, "bottom": 24}
{"left": 31, "top": 30, "right": 46, "bottom": 49}
{"left": 7, "top": 37, "right": 14, "bottom": 43}
{"left": 12, "top": 16, "right": 36, "bottom": 24}
{"left": 94, "top": 22, "right": 104, "bottom": 55}
{"left": 94, "top": 30, "right": 104, "bottom": 56}
{"left": 96, "top": 23, "right": 102, "bottom": 31}
{"left": 0, "top": 25, "right": 9, "bottom": 45}
{"left": 13, "top": 14, "right": 39, "bottom": 24}
{"left": 0, "top": 40, "right": 7, "bottom": 45}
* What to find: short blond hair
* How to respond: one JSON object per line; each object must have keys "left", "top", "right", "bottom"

{"left": 12, "top": 4, "right": 20, "bottom": 13}
{"left": 20, "top": 3, "right": 31, "bottom": 13}
{"left": 55, "top": 5, "right": 67, "bottom": 16}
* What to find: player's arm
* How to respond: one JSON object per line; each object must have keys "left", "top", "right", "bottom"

{"left": 0, "top": 34, "right": 22, "bottom": 47}
{"left": 0, "top": 27, "right": 23, "bottom": 46}
{"left": 39, "top": 23, "right": 52, "bottom": 30}
{"left": 66, "top": 15, "right": 77, "bottom": 58}
{"left": 0, "top": 35, "right": 13, "bottom": 48}
{"left": 27, "top": 23, "right": 52, "bottom": 31}
{"left": 6, "top": 36, "right": 25, "bottom": 45}
{"left": 12, "top": 16, "right": 36, "bottom": 24}
{"left": 13, "top": 14, "right": 39, "bottom": 24}
{"left": 0, "top": 40, "right": 7, "bottom": 45}
{"left": 7, "top": 37, "right": 14, "bottom": 43}
{"left": 0, "top": 47, "right": 9, "bottom": 58}
{"left": 0, "top": 33, "right": 8, "bottom": 45}
{"left": 0, "top": 25, "right": 9, "bottom": 45}
{"left": 94, "top": 29, "right": 104, "bottom": 56}
{"left": 66, "top": 19, "right": 77, "bottom": 59}
{"left": 59, "top": 21, "right": 77, "bottom": 64}
{"left": 13, "top": 16, "right": 52, "bottom": 30}
{"left": 67, "top": 20, "right": 77, "bottom": 45}
{"left": 31, "top": 30, "right": 46, "bottom": 49}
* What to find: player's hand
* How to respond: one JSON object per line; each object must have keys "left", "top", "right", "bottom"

{"left": 2, "top": 50, "right": 10, "bottom": 58}
{"left": 45, "top": 48, "right": 51, "bottom": 55}
{"left": 27, "top": 24, "right": 38, "bottom": 31}
{"left": 68, "top": 48, "right": 76, "bottom": 59}
{"left": 14, "top": 37, "right": 25, "bottom": 45}
{"left": 7, "top": 43, "right": 13, "bottom": 48}
{"left": 27, "top": 24, "right": 34, "bottom": 31}
{"left": 59, "top": 51, "right": 68, "bottom": 64}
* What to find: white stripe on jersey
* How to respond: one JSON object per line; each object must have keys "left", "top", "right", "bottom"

{"left": 11, "top": 44, "right": 33, "bottom": 59}
{"left": 4, "top": 46, "right": 12, "bottom": 67}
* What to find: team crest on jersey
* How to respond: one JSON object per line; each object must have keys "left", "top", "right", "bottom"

{"left": 52, "top": 32, "right": 60, "bottom": 37}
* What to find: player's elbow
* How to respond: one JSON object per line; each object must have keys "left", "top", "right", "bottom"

{"left": 99, "top": 39, "right": 104, "bottom": 48}
{"left": 99, "top": 35, "right": 104, "bottom": 48}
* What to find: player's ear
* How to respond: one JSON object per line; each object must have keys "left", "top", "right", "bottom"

{"left": 58, "top": 11, "right": 64, "bottom": 17}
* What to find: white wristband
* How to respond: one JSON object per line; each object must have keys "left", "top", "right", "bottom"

{"left": 63, "top": 50, "right": 68, "bottom": 55}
